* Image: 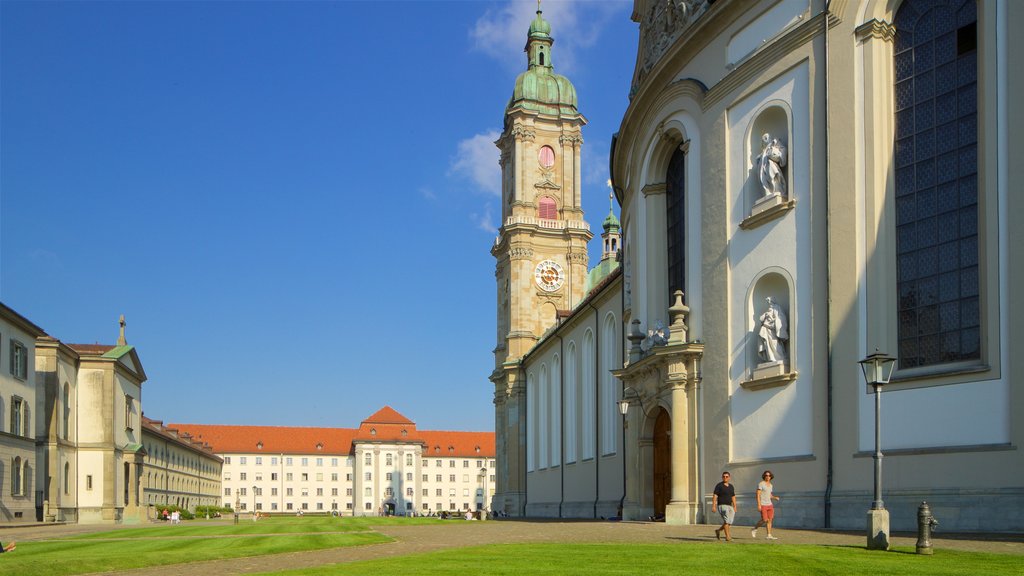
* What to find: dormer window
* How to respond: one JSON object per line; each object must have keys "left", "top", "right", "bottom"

{"left": 370, "top": 428, "right": 376, "bottom": 436}
{"left": 257, "top": 441, "right": 263, "bottom": 450}
{"left": 401, "top": 429, "right": 408, "bottom": 437}
{"left": 316, "top": 443, "right": 323, "bottom": 451}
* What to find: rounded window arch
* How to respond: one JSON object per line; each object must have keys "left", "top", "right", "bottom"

{"left": 538, "top": 196, "right": 557, "bottom": 220}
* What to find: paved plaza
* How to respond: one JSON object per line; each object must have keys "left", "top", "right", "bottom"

{"left": 2, "top": 519, "right": 1021, "bottom": 575}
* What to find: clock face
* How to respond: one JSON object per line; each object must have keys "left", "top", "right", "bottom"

{"left": 534, "top": 260, "right": 564, "bottom": 292}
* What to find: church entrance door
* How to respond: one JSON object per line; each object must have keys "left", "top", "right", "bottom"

{"left": 652, "top": 409, "right": 672, "bottom": 517}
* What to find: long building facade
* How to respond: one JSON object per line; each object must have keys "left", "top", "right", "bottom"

{"left": 174, "top": 407, "right": 496, "bottom": 516}
{"left": 0, "top": 302, "right": 221, "bottom": 524}
{"left": 493, "top": 1, "right": 1023, "bottom": 533}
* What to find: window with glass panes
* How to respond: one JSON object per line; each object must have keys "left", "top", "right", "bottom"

{"left": 894, "top": 0, "right": 979, "bottom": 369}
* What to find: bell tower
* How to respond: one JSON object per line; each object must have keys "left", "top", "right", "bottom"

{"left": 489, "top": 6, "right": 591, "bottom": 517}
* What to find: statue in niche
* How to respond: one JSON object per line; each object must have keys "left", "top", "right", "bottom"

{"left": 757, "top": 296, "right": 789, "bottom": 364}
{"left": 757, "top": 133, "right": 787, "bottom": 198}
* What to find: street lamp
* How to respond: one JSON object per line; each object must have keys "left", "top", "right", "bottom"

{"left": 252, "top": 484, "right": 257, "bottom": 517}
{"left": 858, "top": 349, "right": 896, "bottom": 550}
{"left": 617, "top": 387, "right": 645, "bottom": 521}
{"left": 479, "top": 467, "right": 489, "bottom": 520}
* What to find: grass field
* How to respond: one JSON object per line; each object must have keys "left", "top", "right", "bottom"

{"left": 0, "top": 516, "right": 1018, "bottom": 576}
{"left": 269, "top": 542, "right": 1022, "bottom": 576}
{"left": 0, "top": 516, "right": 394, "bottom": 576}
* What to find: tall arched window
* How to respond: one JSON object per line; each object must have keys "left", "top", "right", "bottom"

{"left": 894, "top": 0, "right": 978, "bottom": 369}
{"left": 64, "top": 462, "right": 70, "bottom": 494}
{"left": 62, "top": 383, "right": 70, "bottom": 440}
{"left": 581, "top": 331, "right": 596, "bottom": 460}
{"left": 527, "top": 372, "right": 537, "bottom": 472}
{"left": 538, "top": 364, "right": 549, "bottom": 469}
{"left": 600, "top": 313, "right": 618, "bottom": 455}
{"left": 550, "top": 355, "right": 561, "bottom": 466}
{"left": 12, "top": 457, "right": 22, "bottom": 496}
{"left": 666, "top": 147, "right": 686, "bottom": 296}
{"left": 565, "top": 343, "right": 578, "bottom": 464}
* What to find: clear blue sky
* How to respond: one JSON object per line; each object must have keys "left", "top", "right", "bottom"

{"left": 0, "top": 0, "right": 636, "bottom": 432}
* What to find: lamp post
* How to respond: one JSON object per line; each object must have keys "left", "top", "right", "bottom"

{"left": 858, "top": 349, "right": 896, "bottom": 550}
{"left": 617, "top": 386, "right": 646, "bottom": 521}
{"left": 479, "top": 467, "right": 489, "bottom": 520}
{"left": 617, "top": 396, "right": 630, "bottom": 520}
{"left": 252, "top": 485, "right": 257, "bottom": 519}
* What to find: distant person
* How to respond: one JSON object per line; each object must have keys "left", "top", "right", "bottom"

{"left": 0, "top": 541, "right": 15, "bottom": 553}
{"left": 752, "top": 470, "right": 781, "bottom": 540}
{"left": 712, "top": 471, "right": 737, "bottom": 541}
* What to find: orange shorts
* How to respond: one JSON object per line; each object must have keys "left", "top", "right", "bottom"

{"left": 760, "top": 505, "right": 775, "bottom": 521}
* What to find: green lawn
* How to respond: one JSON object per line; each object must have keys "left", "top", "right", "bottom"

{"left": 3, "top": 517, "right": 1018, "bottom": 576}
{"left": 269, "top": 542, "right": 1022, "bottom": 576}
{"left": 0, "top": 516, "right": 394, "bottom": 576}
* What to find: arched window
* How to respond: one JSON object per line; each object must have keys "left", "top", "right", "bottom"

{"left": 12, "top": 457, "right": 22, "bottom": 495}
{"left": 894, "top": 0, "right": 978, "bottom": 368}
{"left": 666, "top": 147, "right": 686, "bottom": 295}
{"left": 565, "top": 343, "right": 577, "bottom": 464}
{"left": 581, "top": 331, "right": 596, "bottom": 460}
{"left": 538, "top": 197, "right": 557, "bottom": 220}
{"left": 62, "top": 383, "right": 70, "bottom": 440}
{"left": 64, "top": 462, "right": 70, "bottom": 494}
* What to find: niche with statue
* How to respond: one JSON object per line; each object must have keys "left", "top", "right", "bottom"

{"left": 742, "top": 272, "right": 797, "bottom": 390}
{"left": 740, "top": 105, "right": 795, "bottom": 230}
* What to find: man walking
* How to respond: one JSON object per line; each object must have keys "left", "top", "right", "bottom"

{"left": 712, "top": 471, "right": 737, "bottom": 541}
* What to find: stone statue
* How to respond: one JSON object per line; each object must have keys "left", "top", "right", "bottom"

{"left": 757, "top": 297, "right": 788, "bottom": 363}
{"left": 757, "top": 133, "right": 787, "bottom": 198}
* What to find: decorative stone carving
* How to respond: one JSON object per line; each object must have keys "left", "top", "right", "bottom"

{"left": 642, "top": 319, "right": 670, "bottom": 352}
{"left": 508, "top": 247, "right": 535, "bottom": 260}
{"left": 535, "top": 168, "right": 561, "bottom": 190}
{"left": 559, "top": 134, "right": 583, "bottom": 147}
{"left": 635, "top": 1, "right": 708, "bottom": 93}
{"left": 565, "top": 251, "right": 588, "bottom": 265}
{"left": 667, "top": 290, "right": 689, "bottom": 344}
{"left": 511, "top": 126, "right": 536, "bottom": 142}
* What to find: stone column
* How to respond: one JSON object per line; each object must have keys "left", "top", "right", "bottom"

{"left": 665, "top": 376, "right": 691, "bottom": 524}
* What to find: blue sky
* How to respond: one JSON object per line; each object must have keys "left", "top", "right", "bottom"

{"left": 0, "top": 0, "right": 636, "bottom": 432}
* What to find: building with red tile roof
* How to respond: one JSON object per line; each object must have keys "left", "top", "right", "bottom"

{"left": 172, "top": 406, "right": 495, "bottom": 516}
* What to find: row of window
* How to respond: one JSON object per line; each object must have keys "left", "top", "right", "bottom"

{"left": 239, "top": 499, "right": 488, "bottom": 512}
{"left": 223, "top": 455, "right": 494, "bottom": 469}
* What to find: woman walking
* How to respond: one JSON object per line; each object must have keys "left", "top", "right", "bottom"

{"left": 752, "top": 470, "right": 780, "bottom": 539}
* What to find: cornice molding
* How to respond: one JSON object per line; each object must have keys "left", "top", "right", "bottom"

{"left": 855, "top": 18, "right": 896, "bottom": 44}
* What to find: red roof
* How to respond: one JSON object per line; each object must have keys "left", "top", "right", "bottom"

{"left": 171, "top": 407, "right": 495, "bottom": 458}
{"left": 362, "top": 405, "right": 414, "bottom": 425}
{"left": 68, "top": 343, "right": 116, "bottom": 354}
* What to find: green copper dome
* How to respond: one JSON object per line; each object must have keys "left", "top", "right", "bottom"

{"left": 528, "top": 10, "right": 551, "bottom": 38}
{"left": 603, "top": 210, "right": 620, "bottom": 233}
{"left": 506, "top": 10, "right": 580, "bottom": 118}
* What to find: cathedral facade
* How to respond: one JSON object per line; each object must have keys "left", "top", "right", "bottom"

{"left": 492, "top": 0, "right": 1023, "bottom": 532}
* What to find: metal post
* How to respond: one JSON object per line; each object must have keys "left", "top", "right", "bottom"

{"left": 872, "top": 385, "right": 884, "bottom": 510}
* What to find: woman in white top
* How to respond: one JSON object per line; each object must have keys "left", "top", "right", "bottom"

{"left": 752, "top": 470, "right": 781, "bottom": 539}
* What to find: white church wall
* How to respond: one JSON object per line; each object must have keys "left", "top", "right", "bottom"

{"left": 727, "top": 61, "right": 813, "bottom": 462}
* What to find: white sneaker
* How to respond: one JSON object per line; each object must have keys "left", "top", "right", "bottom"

{"left": 767, "top": 535, "right": 779, "bottom": 540}
{"left": 751, "top": 529, "right": 757, "bottom": 538}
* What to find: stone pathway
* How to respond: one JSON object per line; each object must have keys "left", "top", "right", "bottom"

{"left": 4, "top": 520, "right": 1022, "bottom": 575}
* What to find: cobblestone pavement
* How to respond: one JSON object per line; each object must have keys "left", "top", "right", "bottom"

{"left": 3, "top": 519, "right": 1022, "bottom": 575}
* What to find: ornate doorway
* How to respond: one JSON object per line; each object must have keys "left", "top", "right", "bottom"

{"left": 652, "top": 409, "right": 672, "bottom": 517}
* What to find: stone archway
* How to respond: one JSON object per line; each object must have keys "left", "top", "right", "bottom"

{"left": 652, "top": 408, "right": 672, "bottom": 517}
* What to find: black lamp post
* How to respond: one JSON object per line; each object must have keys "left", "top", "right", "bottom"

{"left": 858, "top": 349, "right": 896, "bottom": 549}
{"left": 617, "top": 387, "right": 645, "bottom": 521}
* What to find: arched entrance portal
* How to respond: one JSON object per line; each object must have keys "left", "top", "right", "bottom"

{"left": 652, "top": 409, "right": 672, "bottom": 517}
